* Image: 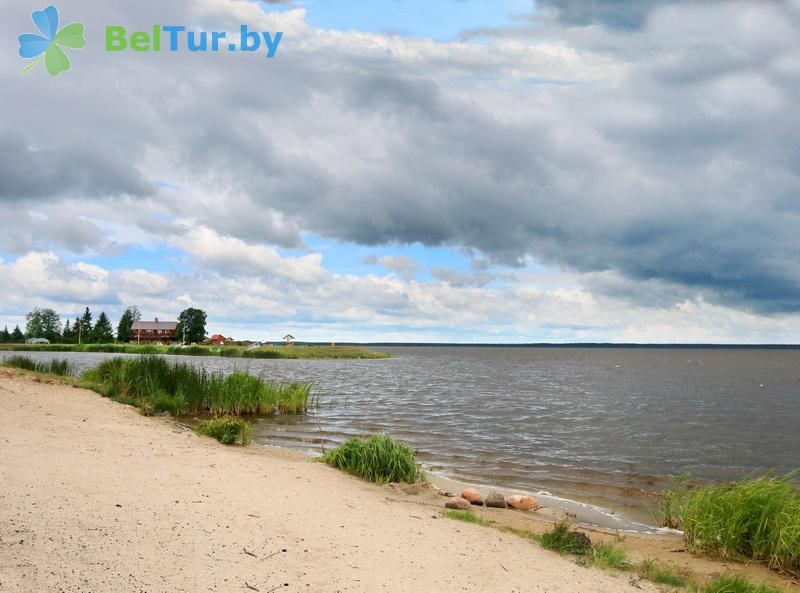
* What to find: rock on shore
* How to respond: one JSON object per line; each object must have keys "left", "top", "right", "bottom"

{"left": 445, "top": 497, "right": 472, "bottom": 510}
{"left": 461, "top": 488, "right": 484, "bottom": 506}
{"left": 485, "top": 491, "right": 507, "bottom": 508}
{"left": 506, "top": 495, "right": 538, "bottom": 511}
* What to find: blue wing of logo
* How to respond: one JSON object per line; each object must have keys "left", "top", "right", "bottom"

{"left": 32, "top": 5, "right": 59, "bottom": 40}
{"left": 18, "top": 34, "right": 51, "bottom": 58}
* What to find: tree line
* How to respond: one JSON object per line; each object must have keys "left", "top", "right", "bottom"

{"left": 0, "top": 306, "right": 208, "bottom": 344}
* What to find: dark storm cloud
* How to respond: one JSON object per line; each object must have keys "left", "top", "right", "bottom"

{"left": 3, "top": 0, "right": 800, "bottom": 314}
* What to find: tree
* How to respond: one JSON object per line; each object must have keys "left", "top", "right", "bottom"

{"left": 62, "top": 319, "right": 73, "bottom": 343}
{"left": 25, "top": 307, "right": 62, "bottom": 342}
{"left": 72, "top": 316, "right": 83, "bottom": 343}
{"left": 116, "top": 305, "right": 141, "bottom": 343}
{"left": 10, "top": 325, "right": 24, "bottom": 342}
{"left": 0, "top": 326, "right": 9, "bottom": 343}
{"left": 79, "top": 307, "right": 93, "bottom": 344}
{"left": 176, "top": 308, "right": 207, "bottom": 344}
{"left": 93, "top": 312, "right": 114, "bottom": 343}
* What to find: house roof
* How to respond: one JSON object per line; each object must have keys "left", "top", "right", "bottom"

{"left": 132, "top": 321, "right": 178, "bottom": 331}
{"left": 283, "top": 334, "right": 295, "bottom": 339}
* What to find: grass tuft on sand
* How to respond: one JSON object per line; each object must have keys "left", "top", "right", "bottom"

{"left": 639, "top": 559, "right": 688, "bottom": 587}
{"left": 441, "top": 509, "right": 493, "bottom": 527}
{"left": 692, "top": 575, "right": 782, "bottom": 593}
{"left": 592, "top": 543, "right": 631, "bottom": 570}
{"left": 662, "top": 472, "right": 800, "bottom": 575}
{"left": 320, "top": 434, "right": 423, "bottom": 484}
{"left": 196, "top": 417, "right": 252, "bottom": 445}
{"left": 539, "top": 519, "right": 593, "bottom": 555}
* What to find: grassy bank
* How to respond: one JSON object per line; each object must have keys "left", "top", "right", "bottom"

{"left": 81, "top": 356, "right": 316, "bottom": 417}
{"left": 0, "top": 342, "right": 390, "bottom": 359}
{"left": 662, "top": 473, "right": 800, "bottom": 575}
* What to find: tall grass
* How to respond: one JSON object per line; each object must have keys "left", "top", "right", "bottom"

{"left": 2, "top": 355, "right": 74, "bottom": 376}
{"left": 82, "top": 356, "right": 315, "bottom": 417}
{"left": 196, "top": 417, "right": 252, "bottom": 445}
{"left": 662, "top": 473, "right": 800, "bottom": 575}
{"left": 320, "top": 434, "right": 423, "bottom": 484}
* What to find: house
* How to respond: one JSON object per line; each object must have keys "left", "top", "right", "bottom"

{"left": 131, "top": 317, "right": 179, "bottom": 344}
{"left": 283, "top": 334, "right": 295, "bottom": 345}
{"left": 25, "top": 337, "right": 50, "bottom": 344}
{"left": 209, "top": 334, "right": 233, "bottom": 345}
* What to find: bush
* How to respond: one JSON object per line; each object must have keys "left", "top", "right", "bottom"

{"left": 196, "top": 417, "right": 252, "bottom": 445}
{"left": 320, "top": 434, "right": 423, "bottom": 484}
{"left": 663, "top": 473, "right": 800, "bottom": 575}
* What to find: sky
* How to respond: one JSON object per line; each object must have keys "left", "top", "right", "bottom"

{"left": 2, "top": 0, "right": 800, "bottom": 343}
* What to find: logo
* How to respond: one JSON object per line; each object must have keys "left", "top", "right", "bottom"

{"left": 18, "top": 5, "right": 85, "bottom": 76}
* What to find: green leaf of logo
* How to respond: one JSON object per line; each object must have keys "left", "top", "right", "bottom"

{"left": 54, "top": 23, "right": 85, "bottom": 49}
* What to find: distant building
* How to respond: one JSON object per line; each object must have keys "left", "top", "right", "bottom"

{"left": 131, "top": 317, "right": 179, "bottom": 344}
{"left": 25, "top": 337, "right": 49, "bottom": 344}
{"left": 283, "top": 334, "right": 295, "bottom": 345}
{"left": 209, "top": 334, "right": 233, "bottom": 345}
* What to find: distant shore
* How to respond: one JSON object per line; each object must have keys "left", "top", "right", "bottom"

{"left": 0, "top": 342, "right": 391, "bottom": 359}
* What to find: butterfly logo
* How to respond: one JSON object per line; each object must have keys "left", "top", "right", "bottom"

{"left": 18, "top": 5, "right": 85, "bottom": 76}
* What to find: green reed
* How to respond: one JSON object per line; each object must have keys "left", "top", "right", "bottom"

{"left": 320, "top": 434, "right": 423, "bottom": 484}
{"left": 662, "top": 472, "right": 800, "bottom": 575}
{"left": 82, "top": 356, "right": 314, "bottom": 417}
{"left": 2, "top": 355, "right": 74, "bottom": 376}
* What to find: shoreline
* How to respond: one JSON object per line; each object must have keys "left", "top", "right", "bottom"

{"left": 1, "top": 368, "right": 795, "bottom": 592}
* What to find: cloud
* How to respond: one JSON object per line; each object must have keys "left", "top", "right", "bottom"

{"left": 363, "top": 255, "right": 419, "bottom": 280}
{"left": 2, "top": 0, "right": 800, "bottom": 326}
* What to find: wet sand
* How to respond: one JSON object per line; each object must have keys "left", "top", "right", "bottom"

{"left": 0, "top": 369, "right": 795, "bottom": 592}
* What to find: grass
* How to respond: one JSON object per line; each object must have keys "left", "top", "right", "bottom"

{"left": 196, "top": 417, "right": 252, "bottom": 445}
{"left": 640, "top": 559, "right": 688, "bottom": 587}
{"left": 691, "top": 575, "right": 782, "bottom": 593}
{"left": 592, "top": 543, "right": 632, "bottom": 570}
{"left": 0, "top": 342, "right": 390, "bottom": 359}
{"left": 661, "top": 472, "right": 800, "bottom": 575}
{"left": 539, "top": 519, "right": 593, "bottom": 555}
{"left": 1, "top": 355, "right": 74, "bottom": 376}
{"left": 320, "top": 434, "right": 423, "bottom": 484}
{"left": 441, "top": 509, "right": 493, "bottom": 527}
{"left": 81, "top": 356, "right": 315, "bottom": 417}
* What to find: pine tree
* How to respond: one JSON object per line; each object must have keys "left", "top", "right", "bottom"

{"left": 0, "top": 326, "right": 9, "bottom": 343}
{"left": 79, "top": 308, "right": 93, "bottom": 344}
{"left": 62, "top": 319, "right": 73, "bottom": 343}
{"left": 116, "top": 306, "right": 141, "bottom": 343}
{"left": 10, "top": 325, "right": 24, "bottom": 342}
{"left": 93, "top": 312, "right": 114, "bottom": 343}
{"left": 72, "top": 317, "right": 83, "bottom": 344}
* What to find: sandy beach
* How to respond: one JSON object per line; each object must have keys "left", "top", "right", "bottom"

{"left": 2, "top": 368, "right": 796, "bottom": 593}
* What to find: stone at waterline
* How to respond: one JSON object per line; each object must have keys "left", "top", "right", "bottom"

{"left": 485, "top": 491, "right": 507, "bottom": 508}
{"left": 461, "top": 488, "right": 484, "bottom": 506}
{"left": 444, "top": 497, "right": 472, "bottom": 510}
{"left": 506, "top": 495, "right": 538, "bottom": 511}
